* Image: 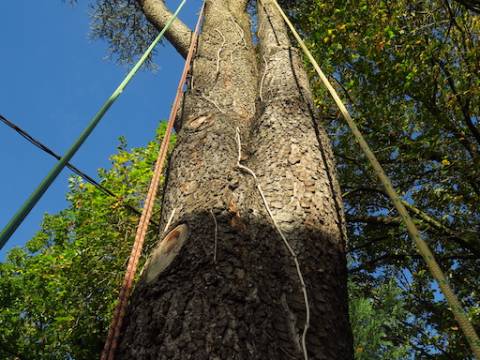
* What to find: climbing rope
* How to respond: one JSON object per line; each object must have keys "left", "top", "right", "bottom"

{"left": 267, "top": 0, "right": 480, "bottom": 357}
{"left": 0, "top": 114, "right": 159, "bottom": 228}
{"left": 100, "top": 3, "right": 205, "bottom": 359}
{"left": 0, "top": 0, "right": 187, "bottom": 250}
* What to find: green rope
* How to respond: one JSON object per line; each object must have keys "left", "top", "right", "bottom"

{"left": 266, "top": 0, "right": 480, "bottom": 357}
{"left": 0, "top": 0, "right": 187, "bottom": 250}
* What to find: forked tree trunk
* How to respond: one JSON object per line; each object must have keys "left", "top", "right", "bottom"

{"left": 117, "top": 1, "right": 353, "bottom": 358}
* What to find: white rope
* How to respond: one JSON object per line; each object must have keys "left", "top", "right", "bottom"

{"left": 214, "top": 29, "right": 226, "bottom": 76}
{"left": 235, "top": 127, "right": 310, "bottom": 360}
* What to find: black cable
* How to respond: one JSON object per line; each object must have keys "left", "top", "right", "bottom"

{"left": 0, "top": 114, "right": 159, "bottom": 228}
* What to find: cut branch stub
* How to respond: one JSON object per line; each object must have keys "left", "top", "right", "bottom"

{"left": 144, "top": 224, "right": 189, "bottom": 283}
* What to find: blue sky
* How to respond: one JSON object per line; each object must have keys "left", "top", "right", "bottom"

{"left": 0, "top": 0, "right": 203, "bottom": 258}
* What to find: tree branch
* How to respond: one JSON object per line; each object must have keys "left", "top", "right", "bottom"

{"left": 453, "top": 0, "right": 480, "bottom": 13}
{"left": 136, "top": 0, "right": 193, "bottom": 58}
{"left": 343, "top": 187, "right": 480, "bottom": 257}
{"left": 438, "top": 61, "right": 480, "bottom": 147}
{"left": 347, "top": 214, "right": 401, "bottom": 226}
{"left": 349, "top": 253, "right": 477, "bottom": 273}
{"left": 411, "top": 92, "right": 479, "bottom": 161}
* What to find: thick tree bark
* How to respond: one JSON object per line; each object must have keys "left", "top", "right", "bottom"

{"left": 117, "top": 1, "right": 353, "bottom": 359}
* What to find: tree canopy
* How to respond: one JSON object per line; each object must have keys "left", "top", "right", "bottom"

{"left": 283, "top": 0, "right": 480, "bottom": 357}
{"left": 0, "top": 126, "right": 172, "bottom": 359}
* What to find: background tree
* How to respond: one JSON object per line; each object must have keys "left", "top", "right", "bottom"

{"left": 348, "top": 280, "right": 410, "bottom": 359}
{"left": 454, "top": 0, "right": 480, "bottom": 12}
{"left": 0, "top": 126, "right": 171, "bottom": 359}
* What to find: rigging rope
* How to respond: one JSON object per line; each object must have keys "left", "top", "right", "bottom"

{"left": 0, "top": 114, "right": 159, "bottom": 228}
{"left": 267, "top": 0, "right": 480, "bottom": 357}
{"left": 0, "top": 0, "right": 187, "bottom": 250}
{"left": 100, "top": 3, "right": 205, "bottom": 359}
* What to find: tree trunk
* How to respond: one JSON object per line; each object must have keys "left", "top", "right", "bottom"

{"left": 117, "top": 1, "right": 353, "bottom": 359}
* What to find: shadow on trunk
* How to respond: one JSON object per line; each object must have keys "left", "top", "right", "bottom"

{"left": 117, "top": 210, "right": 353, "bottom": 360}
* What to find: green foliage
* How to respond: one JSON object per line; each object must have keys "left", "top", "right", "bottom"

{"left": 349, "top": 280, "right": 410, "bottom": 359}
{"left": 285, "top": 0, "right": 480, "bottom": 357}
{"left": 68, "top": 0, "right": 159, "bottom": 66}
{"left": 0, "top": 124, "right": 173, "bottom": 359}
{"left": 454, "top": 0, "right": 480, "bottom": 13}
{"left": 89, "top": 0, "right": 159, "bottom": 66}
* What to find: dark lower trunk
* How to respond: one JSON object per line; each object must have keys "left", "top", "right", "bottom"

{"left": 117, "top": 1, "right": 353, "bottom": 358}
